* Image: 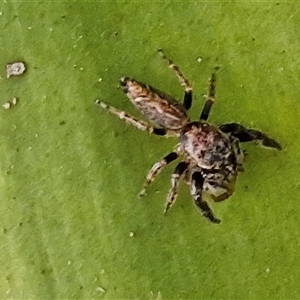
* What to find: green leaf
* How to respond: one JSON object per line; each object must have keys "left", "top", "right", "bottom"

{"left": 0, "top": 2, "right": 299, "bottom": 299}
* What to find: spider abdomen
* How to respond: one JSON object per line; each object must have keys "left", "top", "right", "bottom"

{"left": 120, "top": 77, "right": 189, "bottom": 130}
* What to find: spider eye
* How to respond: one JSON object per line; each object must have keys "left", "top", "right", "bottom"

{"left": 120, "top": 76, "right": 130, "bottom": 86}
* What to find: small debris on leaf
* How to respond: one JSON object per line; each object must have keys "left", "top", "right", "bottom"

{"left": 11, "top": 97, "right": 17, "bottom": 105}
{"left": 2, "top": 102, "right": 10, "bottom": 110}
{"left": 6, "top": 62, "right": 26, "bottom": 78}
{"left": 96, "top": 286, "right": 106, "bottom": 293}
{"left": 2, "top": 97, "right": 18, "bottom": 110}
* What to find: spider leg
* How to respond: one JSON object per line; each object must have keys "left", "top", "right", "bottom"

{"left": 158, "top": 49, "right": 193, "bottom": 110}
{"left": 210, "top": 190, "right": 233, "bottom": 202}
{"left": 96, "top": 100, "right": 169, "bottom": 136}
{"left": 200, "top": 73, "right": 216, "bottom": 121}
{"left": 191, "top": 172, "right": 221, "bottom": 224}
{"left": 164, "top": 162, "right": 189, "bottom": 214}
{"left": 139, "top": 148, "right": 181, "bottom": 198}
{"left": 219, "top": 123, "right": 282, "bottom": 150}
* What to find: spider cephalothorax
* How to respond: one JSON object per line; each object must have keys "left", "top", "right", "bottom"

{"left": 96, "top": 50, "right": 281, "bottom": 224}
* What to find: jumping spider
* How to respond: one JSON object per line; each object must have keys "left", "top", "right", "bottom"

{"left": 96, "top": 50, "right": 281, "bottom": 224}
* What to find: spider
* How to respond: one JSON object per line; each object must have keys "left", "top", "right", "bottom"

{"left": 96, "top": 50, "right": 281, "bottom": 224}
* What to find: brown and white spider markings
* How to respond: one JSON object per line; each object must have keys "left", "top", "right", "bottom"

{"left": 96, "top": 49, "right": 281, "bottom": 224}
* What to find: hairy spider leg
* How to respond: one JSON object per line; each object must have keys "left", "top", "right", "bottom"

{"left": 191, "top": 172, "right": 221, "bottom": 224}
{"left": 96, "top": 100, "right": 171, "bottom": 136}
{"left": 200, "top": 73, "right": 216, "bottom": 121}
{"left": 164, "top": 162, "right": 189, "bottom": 214}
{"left": 158, "top": 49, "right": 193, "bottom": 110}
{"left": 219, "top": 123, "right": 282, "bottom": 150}
{"left": 139, "top": 148, "right": 181, "bottom": 198}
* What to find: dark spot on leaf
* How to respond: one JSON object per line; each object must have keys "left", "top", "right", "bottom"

{"left": 40, "top": 267, "right": 53, "bottom": 275}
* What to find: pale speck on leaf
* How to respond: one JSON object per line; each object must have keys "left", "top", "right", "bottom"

{"left": 96, "top": 286, "right": 106, "bottom": 293}
{"left": 2, "top": 102, "right": 10, "bottom": 110}
{"left": 2, "top": 97, "right": 18, "bottom": 110}
{"left": 6, "top": 62, "right": 26, "bottom": 78}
